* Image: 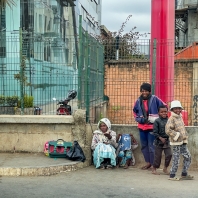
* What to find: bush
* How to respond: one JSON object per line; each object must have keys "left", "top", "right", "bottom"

{"left": 0, "top": 95, "right": 6, "bottom": 105}
{"left": 6, "top": 96, "right": 19, "bottom": 107}
{"left": 17, "top": 95, "right": 34, "bottom": 108}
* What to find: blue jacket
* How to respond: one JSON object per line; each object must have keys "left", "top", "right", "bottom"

{"left": 133, "top": 95, "right": 165, "bottom": 124}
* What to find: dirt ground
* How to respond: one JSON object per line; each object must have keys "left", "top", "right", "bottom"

{"left": 0, "top": 165, "right": 197, "bottom": 198}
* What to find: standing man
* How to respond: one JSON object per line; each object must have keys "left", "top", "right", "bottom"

{"left": 133, "top": 83, "right": 166, "bottom": 170}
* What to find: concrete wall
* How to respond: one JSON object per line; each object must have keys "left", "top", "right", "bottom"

{"left": 0, "top": 110, "right": 92, "bottom": 167}
{"left": 86, "top": 124, "right": 198, "bottom": 170}
{"left": 114, "top": 125, "right": 198, "bottom": 170}
{"left": 0, "top": 113, "right": 198, "bottom": 169}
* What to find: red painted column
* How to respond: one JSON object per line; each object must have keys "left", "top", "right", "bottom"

{"left": 150, "top": 0, "right": 175, "bottom": 105}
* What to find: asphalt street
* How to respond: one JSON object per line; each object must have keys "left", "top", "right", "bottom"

{"left": 0, "top": 166, "right": 198, "bottom": 198}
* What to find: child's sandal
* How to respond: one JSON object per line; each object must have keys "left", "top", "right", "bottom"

{"left": 181, "top": 175, "right": 194, "bottom": 180}
{"left": 168, "top": 177, "right": 181, "bottom": 181}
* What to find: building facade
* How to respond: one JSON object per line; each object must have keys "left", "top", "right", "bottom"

{"left": 75, "top": 0, "right": 102, "bottom": 35}
{"left": 0, "top": 0, "right": 104, "bottom": 117}
{"left": 176, "top": 0, "right": 198, "bottom": 47}
{"left": 0, "top": 0, "right": 77, "bottom": 107}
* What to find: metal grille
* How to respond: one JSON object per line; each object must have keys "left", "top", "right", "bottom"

{"left": 0, "top": 33, "right": 104, "bottom": 121}
{"left": 104, "top": 39, "right": 198, "bottom": 126}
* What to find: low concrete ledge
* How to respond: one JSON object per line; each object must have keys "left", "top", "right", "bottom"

{"left": 0, "top": 162, "right": 85, "bottom": 176}
{"left": 0, "top": 153, "right": 89, "bottom": 176}
{"left": 0, "top": 115, "right": 74, "bottom": 124}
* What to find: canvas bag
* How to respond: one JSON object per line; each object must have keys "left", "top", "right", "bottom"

{"left": 48, "top": 139, "right": 72, "bottom": 158}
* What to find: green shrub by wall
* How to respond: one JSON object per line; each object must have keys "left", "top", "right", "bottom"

{"left": 0, "top": 95, "right": 6, "bottom": 105}
{"left": 17, "top": 95, "right": 34, "bottom": 108}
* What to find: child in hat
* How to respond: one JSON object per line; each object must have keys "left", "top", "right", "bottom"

{"left": 165, "top": 100, "right": 194, "bottom": 181}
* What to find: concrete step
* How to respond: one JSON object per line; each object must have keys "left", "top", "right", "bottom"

{"left": 0, "top": 153, "right": 85, "bottom": 176}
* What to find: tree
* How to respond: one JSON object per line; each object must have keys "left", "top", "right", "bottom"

{"left": 93, "top": 15, "right": 150, "bottom": 61}
{"left": 0, "top": 0, "right": 16, "bottom": 8}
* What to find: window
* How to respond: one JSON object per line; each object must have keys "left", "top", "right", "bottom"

{"left": 87, "top": 19, "right": 95, "bottom": 30}
{"left": 39, "top": 14, "right": 42, "bottom": 32}
{"left": 47, "top": 18, "right": 51, "bottom": 31}
{"left": 0, "top": 7, "right": 6, "bottom": 30}
{"left": 65, "top": 49, "right": 69, "bottom": 64}
{"left": 0, "top": 47, "right": 6, "bottom": 58}
{"left": 34, "top": 13, "right": 37, "bottom": 32}
{"left": 81, "top": 7, "right": 87, "bottom": 21}
{"left": 0, "top": 7, "right": 6, "bottom": 58}
{"left": 44, "top": 16, "right": 47, "bottom": 32}
{"left": 44, "top": 46, "right": 51, "bottom": 62}
{"left": 92, "top": 2, "right": 97, "bottom": 11}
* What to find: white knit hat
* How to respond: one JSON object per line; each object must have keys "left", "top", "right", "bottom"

{"left": 170, "top": 100, "right": 183, "bottom": 110}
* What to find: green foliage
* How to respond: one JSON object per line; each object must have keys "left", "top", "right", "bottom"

{"left": 0, "top": 0, "right": 16, "bottom": 8}
{"left": 99, "top": 113, "right": 103, "bottom": 120}
{"left": 14, "top": 56, "right": 30, "bottom": 86}
{"left": 0, "top": 95, "right": 6, "bottom": 105}
{"left": 17, "top": 95, "right": 34, "bottom": 108}
{"left": 112, "top": 105, "right": 121, "bottom": 111}
{"left": 94, "top": 15, "right": 149, "bottom": 61}
{"left": 6, "top": 96, "right": 19, "bottom": 106}
{"left": 0, "top": 95, "right": 19, "bottom": 106}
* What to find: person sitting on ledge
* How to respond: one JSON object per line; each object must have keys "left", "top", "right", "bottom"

{"left": 91, "top": 118, "right": 117, "bottom": 169}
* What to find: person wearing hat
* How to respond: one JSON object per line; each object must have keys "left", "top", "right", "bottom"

{"left": 133, "top": 82, "right": 166, "bottom": 170}
{"left": 165, "top": 100, "right": 194, "bottom": 181}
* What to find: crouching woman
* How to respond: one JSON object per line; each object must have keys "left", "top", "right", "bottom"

{"left": 91, "top": 118, "right": 117, "bottom": 169}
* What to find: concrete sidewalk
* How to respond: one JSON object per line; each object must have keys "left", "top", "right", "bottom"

{"left": 0, "top": 153, "right": 84, "bottom": 176}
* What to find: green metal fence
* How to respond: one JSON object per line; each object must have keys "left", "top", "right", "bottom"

{"left": 0, "top": 26, "right": 105, "bottom": 122}
{"left": 78, "top": 16, "right": 104, "bottom": 122}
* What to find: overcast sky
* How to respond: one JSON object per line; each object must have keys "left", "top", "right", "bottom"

{"left": 101, "top": 0, "right": 151, "bottom": 36}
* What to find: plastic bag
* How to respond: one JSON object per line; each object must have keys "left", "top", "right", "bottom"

{"left": 148, "top": 115, "right": 159, "bottom": 123}
{"left": 67, "top": 141, "right": 86, "bottom": 162}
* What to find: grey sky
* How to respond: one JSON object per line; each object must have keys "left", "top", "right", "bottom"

{"left": 101, "top": 0, "right": 151, "bottom": 35}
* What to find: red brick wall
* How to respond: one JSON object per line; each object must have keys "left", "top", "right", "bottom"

{"left": 104, "top": 61, "right": 193, "bottom": 125}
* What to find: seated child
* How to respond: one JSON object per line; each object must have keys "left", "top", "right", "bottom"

{"left": 116, "top": 134, "right": 136, "bottom": 169}
{"left": 152, "top": 105, "right": 172, "bottom": 175}
{"left": 91, "top": 118, "right": 117, "bottom": 169}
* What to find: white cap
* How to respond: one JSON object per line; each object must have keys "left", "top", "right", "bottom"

{"left": 170, "top": 100, "right": 183, "bottom": 110}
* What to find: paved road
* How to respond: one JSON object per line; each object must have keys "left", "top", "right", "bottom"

{"left": 0, "top": 166, "right": 198, "bottom": 198}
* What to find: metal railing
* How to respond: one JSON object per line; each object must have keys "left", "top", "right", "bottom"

{"left": 0, "top": 29, "right": 104, "bottom": 123}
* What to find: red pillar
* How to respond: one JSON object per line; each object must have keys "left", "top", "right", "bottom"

{"left": 150, "top": 0, "right": 175, "bottom": 105}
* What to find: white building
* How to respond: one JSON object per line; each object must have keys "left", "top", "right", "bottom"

{"left": 75, "top": 0, "right": 102, "bottom": 35}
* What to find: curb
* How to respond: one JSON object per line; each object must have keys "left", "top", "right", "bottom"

{"left": 0, "top": 161, "right": 90, "bottom": 176}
